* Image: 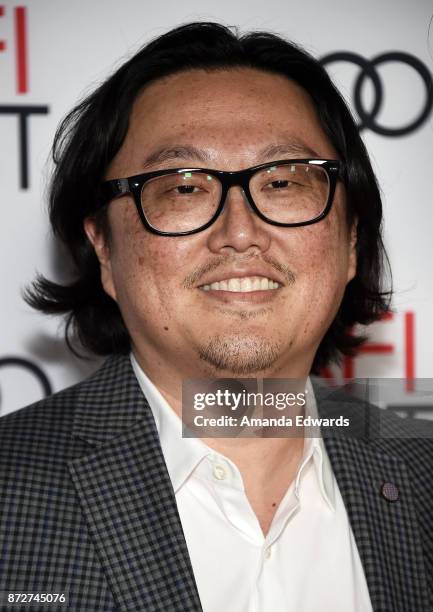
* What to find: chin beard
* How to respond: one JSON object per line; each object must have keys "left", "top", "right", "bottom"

{"left": 196, "top": 334, "right": 281, "bottom": 375}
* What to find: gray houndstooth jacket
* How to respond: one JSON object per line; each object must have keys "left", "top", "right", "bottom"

{"left": 0, "top": 354, "right": 432, "bottom": 611}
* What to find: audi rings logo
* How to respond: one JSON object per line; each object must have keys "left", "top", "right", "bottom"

{"left": 0, "top": 357, "right": 52, "bottom": 415}
{"left": 320, "top": 52, "right": 433, "bottom": 136}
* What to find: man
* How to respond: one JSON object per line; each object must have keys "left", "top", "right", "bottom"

{"left": 1, "top": 22, "right": 432, "bottom": 612}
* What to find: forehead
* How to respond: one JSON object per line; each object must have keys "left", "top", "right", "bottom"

{"left": 108, "top": 68, "right": 337, "bottom": 177}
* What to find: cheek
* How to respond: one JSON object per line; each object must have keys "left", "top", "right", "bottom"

{"left": 284, "top": 214, "right": 351, "bottom": 322}
{"left": 107, "top": 204, "right": 156, "bottom": 304}
{"left": 290, "top": 217, "right": 348, "bottom": 277}
{"left": 108, "top": 203, "right": 193, "bottom": 312}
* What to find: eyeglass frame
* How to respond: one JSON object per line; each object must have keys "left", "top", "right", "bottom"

{"left": 100, "top": 158, "right": 343, "bottom": 237}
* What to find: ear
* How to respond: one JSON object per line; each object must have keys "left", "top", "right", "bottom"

{"left": 346, "top": 219, "right": 358, "bottom": 283}
{"left": 84, "top": 217, "right": 117, "bottom": 301}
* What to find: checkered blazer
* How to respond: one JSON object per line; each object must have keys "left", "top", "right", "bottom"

{"left": 0, "top": 354, "right": 432, "bottom": 611}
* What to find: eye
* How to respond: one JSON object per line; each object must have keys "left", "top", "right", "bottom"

{"left": 175, "top": 184, "right": 201, "bottom": 194}
{"left": 267, "top": 179, "right": 291, "bottom": 189}
{"left": 262, "top": 179, "right": 297, "bottom": 192}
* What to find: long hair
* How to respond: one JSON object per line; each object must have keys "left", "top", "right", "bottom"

{"left": 25, "top": 22, "right": 391, "bottom": 372}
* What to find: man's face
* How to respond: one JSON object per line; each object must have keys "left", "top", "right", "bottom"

{"left": 86, "top": 68, "right": 356, "bottom": 380}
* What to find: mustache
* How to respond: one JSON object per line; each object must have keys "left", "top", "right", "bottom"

{"left": 183, "top": 253, "right": 296, "bottom": 289}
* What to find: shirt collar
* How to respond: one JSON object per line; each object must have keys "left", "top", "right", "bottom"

{"left": 131, "top": 353, "right": 335, "bottom": 509}
{"left": 301, "top": 377, "right": 336, "bottom": 511}
{"left": 131, "top": 353, "right": 210, "bottom": 493}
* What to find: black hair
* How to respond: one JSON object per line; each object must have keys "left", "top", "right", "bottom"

{"left": 26, "top": 21, "right": 391, "bottom": 373}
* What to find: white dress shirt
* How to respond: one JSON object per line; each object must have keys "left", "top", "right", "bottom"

{"left": 131, "top": 354, "right": 373, "bottom": 612}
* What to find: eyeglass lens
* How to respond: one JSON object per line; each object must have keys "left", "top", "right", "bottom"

{"left": 140, "top": 163, "right": 330, "bottom": 233}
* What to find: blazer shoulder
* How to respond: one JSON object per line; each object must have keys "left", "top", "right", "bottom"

{"left": 316, "top": 380, "right": 433, "bottom": 465}
{"left": 0, "top": 369, "right": 98, "bottom": 464}
{"left": 0, "top": 354, "right": 133, "bottom": 463}
{"left": 373, "top": 407, "right": 433, "bottom": 474}
{"left": 339, "top": 397, "right": 433, "bottom": 489}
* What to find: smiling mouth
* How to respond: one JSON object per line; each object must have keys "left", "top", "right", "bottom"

{"left": 200, "top": 276, "right": 281, "bottom": 293}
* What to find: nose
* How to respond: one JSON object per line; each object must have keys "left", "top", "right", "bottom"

{"left": 206, "top": 185, "right": 271, "bottom": 255}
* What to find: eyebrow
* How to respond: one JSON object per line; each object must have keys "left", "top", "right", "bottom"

{"left": 141, "top": 141, "right": 322, "bottom": 170}
{"left": 142, "top": 146, "right": 212, "bottom": 169}
{"left": 259, "top": 142, "right": 321, "bottom": 160}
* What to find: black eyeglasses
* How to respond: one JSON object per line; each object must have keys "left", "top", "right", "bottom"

{"left": 100, "top": 159, "right": 342, "bottom": 236}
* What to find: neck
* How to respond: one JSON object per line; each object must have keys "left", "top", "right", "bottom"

{"left": 132, "top": 346, "right": 308, "bottom": 486}
{"left": 132, "top": 347, "right": 310, "bottom": 535}
{"left": 131, "top": 341, "right": 313, "bottom": 410}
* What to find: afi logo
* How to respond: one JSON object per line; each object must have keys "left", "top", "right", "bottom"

{"left": 0, "top": 5, "right": 27, "bottom": 92}
{"left": 0, "top": 4, "right": 49, "bottom": 189}
{"left": 322, "top": 311, "right": 416, "bottom": 390}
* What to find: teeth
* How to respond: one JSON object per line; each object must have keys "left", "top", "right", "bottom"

{"left": 228, "top": 278, "right": 240, "bottom": 291}
{"left": 241, "top": 278, "right": 252, "bottom": 291}
{"left": 201, "top": 276, "right": 280, "bottom": 292}
{"left": 252, "top": 277, "right": 261, "bottom": 291}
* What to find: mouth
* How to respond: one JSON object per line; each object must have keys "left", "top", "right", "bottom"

{"left": 199, "top": 275, "right": 281, "bottom": 293}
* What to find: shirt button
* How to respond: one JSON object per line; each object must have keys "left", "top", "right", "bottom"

{"left": 213, "top": 464, "right": 227, "bottom": 480}
{"left": 264, "top": 547, "right": 272, "bottom": 559}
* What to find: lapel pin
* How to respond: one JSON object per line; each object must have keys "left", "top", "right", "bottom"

{"left": 381, "top": 481, "right": 399, "bottom": 502}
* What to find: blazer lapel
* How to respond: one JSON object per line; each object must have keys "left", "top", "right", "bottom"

{"left": 68, "top": 355, "right": 202, "bottom": 612}
{"left": 318, "top": 393, "right": 430, "bottom": 612}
